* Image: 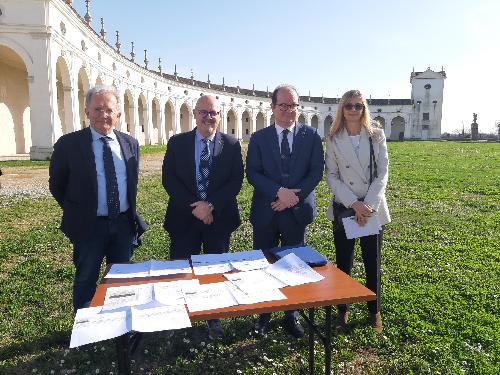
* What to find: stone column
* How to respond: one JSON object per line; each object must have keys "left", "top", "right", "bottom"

{"left": 235, "top": 110, "right": 242, "bottom": 140}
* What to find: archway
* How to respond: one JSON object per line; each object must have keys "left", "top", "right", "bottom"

{"left": 164, "top": 100, "right": 174, "bottom": 138}
{"left": 390, "top": 116, "right": 405, "bottom": 140}
{"left": 0, "top": 45, "right": 31, "bottom": 154}
{"left": 78, "top": 67, "right": 90, "bottom": 129}
{"left": 151, "top": 98, "right": 160, "bottom": 144}
{"left": 242, "top": 110, "right": 251, "bottom": 141}
{"left": 311, "top": 115, "right": 319, "bottom": 129}
{"left": 256, "top": 112, "right": 265, "bottom": 131}
{"left": 138, "top": 94, "right": 147, "bottom": 144}
{"left": 373, "top": 116, "right": 385, "bottom": 130}
{"left": 270, "top": 114, "right": 275, "bottom": 125}
{"left": 323, "top": 115, "right": 333, "bottom": 137}
{"left": 227, "top": 109, "right": 236, "bottom": 136}
{"left": 180, "top": 103, "right": 191, "bottom": 133}
{"left": 56, "top": 56, "right": 74, "bottom": 137}
{"left": 298, "top": 113, "right": 306, "bottom": 124}
{"left": 123, "top": 89, "right": 133, "bottom": 135}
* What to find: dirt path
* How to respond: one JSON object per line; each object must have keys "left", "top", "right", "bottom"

{"left": 0, "top": 153, "right": 164, "bottom": 198}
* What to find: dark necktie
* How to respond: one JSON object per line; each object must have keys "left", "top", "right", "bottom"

{"left": 100, "top": 137, "right": 120, "bottom": 219}
{"left": 197, "top": 138, "right": 211, "bottom": 200}
{"left": 280, "top": 129, "right": 291, "bottom": 185}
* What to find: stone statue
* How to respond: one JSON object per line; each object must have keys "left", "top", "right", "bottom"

{"left": 473, "top": 113, "right": 477, "bottom": 124}
{"left": 471, "top": 113, "right": 478, "bottom": 140}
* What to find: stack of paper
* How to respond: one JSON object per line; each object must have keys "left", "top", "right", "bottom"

{"left": 105, "top": 259, "right": 191, "bottom": 279}
{"left": 191, "top": 253, "right": 233, "bottom": 275}
{"left": 265, "top": 253, "right": 324, "bottom": 286}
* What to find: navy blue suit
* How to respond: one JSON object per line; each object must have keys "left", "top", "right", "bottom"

{"left": 49, "top": 127, "right": 145, "bottom": 310}
{"left": 246, "top": 123, "right": 324, "bottom": 248}
{"left": 162, "top": 128, "right": 244, "bottom": 259}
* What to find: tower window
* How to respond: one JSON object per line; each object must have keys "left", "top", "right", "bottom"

{"left": 423, "top": 113, "right": 429, "bottom": 121}
{"left": 424, "top": 84, "right": 431, "bottom": 89}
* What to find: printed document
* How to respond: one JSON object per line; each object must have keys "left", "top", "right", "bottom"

{"left": 227, "top": 250, "right": 270, "bottom": 271}
{"left": 131, "top": 302, "right": 191, "bottom": 332}
{"left": 154, "top": 279, "right": 200, "bottom": 306}
{"left": 102, "top": 283, "right": 154, "bottom": 311}
{"left": 70, "top": 307, "right": 130, "bottom": 348}
{"left": 265, "top": 253, "right": 324, "bottom": 286}
{"left": 342, "top": 214, "right": 382, "bottom": 239}
{"left": 191, "top": 253, "right": 234, "bottom": 275}
{"left": 183, "top": 282, "right": 238, "bottom": 312}
{"left": 224, "top": 269, "right": 286, "bottom": 294}
{"left": 224, "top": 281, "right": 287, "bottom": 305}
{"left": 105, "top": 259, "right": 191, "bottom": 278}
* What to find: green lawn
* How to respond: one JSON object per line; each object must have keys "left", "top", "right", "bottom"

{"left": 0, "top": 141, "right": 498, "bottom": 374}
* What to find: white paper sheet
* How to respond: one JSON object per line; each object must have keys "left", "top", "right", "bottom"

{"left": 342, "top": 214, "right": 382, "bottom": 239}
{"left": 131, "top": 301, "right": 191, "bottom": 332}
{"left": 153, "top": 279, "right": 200, "bottom": 306}
{"left": 224, "top": 269, "right": 287, "bottom": 294}
{"left": 69, "top": 307, "right": 130, "bottom": 348}
{"left": 224, "top": 281, "right": 287, "bottom": 305}
{"left": 105, "top": 260, "right": 192, "bottom": 278}
{"left": 191, "top": 253, "right": 234, "bottom": 275}
{"left": 183, "top": 282, "right": 238, "bottom": 312}
{"left": 102, "top": 283, "right": 154, "bottom": 311}
{"left": 149, "top": 259, "right": 192, "bottom": 276}
{"left": 265, "top": 253, "right": 324, "bottom": 286}
{"left": 105, "top": 261, "right": 150, "bottom": 278}
{"left": 227, "top": 250, "right": 270, "bottom": 271}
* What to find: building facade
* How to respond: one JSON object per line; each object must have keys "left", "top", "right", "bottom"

{"left": 0, "top": 0, "right": 446, "bottom": 159}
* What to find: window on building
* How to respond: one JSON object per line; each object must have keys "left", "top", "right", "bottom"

{"left": 231, "top": 129, "right": 234, "bottom": 134}
{"left": 246, "top": 129, "right": 249, "bottom": 135}
{"left": 423, "top": 113, "right": 429, "bottom": 121}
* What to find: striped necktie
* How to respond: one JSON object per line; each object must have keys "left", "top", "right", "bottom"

{"left": 100, "top": 137, "right": 120, "bottom": 218}
{"left": 280, "top": 129, "right": 291, "bottom": 185}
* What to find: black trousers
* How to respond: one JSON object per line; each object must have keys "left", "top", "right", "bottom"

{"left": 333, "top": 223, "right": 383, "bottom": 314}
{"left": 169, "top": 220, "right": 231, "bottom": 260}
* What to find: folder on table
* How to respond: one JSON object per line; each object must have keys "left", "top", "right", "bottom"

{"left": 269, "top": 245, "right": 328, "bottom": 267}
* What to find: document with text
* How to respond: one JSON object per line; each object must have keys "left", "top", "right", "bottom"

{"left": 342, "top": 214, "right": 382, "bottom": 239}
{"left": 131, "top": 301, "right": 191, "bottom": 332}
{"left": 265, "top": 253, "right": 324, "bottom": 286}
{"left": 183, "top": 282, "right": 238, "bottom": 312}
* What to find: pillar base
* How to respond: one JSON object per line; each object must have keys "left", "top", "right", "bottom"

{"left": 30, "top": 146, "right": 53, "bottom": 160}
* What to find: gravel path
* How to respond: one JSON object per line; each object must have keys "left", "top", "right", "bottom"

{"left": 0, "top": 153, "right": 164, "bottom": 199}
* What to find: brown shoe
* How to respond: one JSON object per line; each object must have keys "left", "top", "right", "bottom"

{"left": 370, "top": 312, "right": 383, "bottom": 333}
{"left": 334, "top": 311, "right": 349, "bottom": 331}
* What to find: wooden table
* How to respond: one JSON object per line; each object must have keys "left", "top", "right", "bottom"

{"left": 91, "top": 262, "right": 376, "bottom": 374}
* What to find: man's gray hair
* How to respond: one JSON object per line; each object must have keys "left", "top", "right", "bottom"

{"left": 85, "top": 85, "right": 120, "bottom": 107}
{"left": 271, "top": 84, "right": 299, "bottom": 105}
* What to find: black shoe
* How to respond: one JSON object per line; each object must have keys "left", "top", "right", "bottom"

{"left": 283, "top": 312, "right": 304, "bottom": 339}
{"left": 254, "top": 313, "right": 271, "bottom": 336}
{"left": 207, "top": 319, "right": 223, "bottom": 340}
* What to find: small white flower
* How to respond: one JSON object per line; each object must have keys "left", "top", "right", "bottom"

{"left": 144, "top": 349, "right": 149, "bottom": 354}
{"left": 32, "top": 369, "right": 37, "bottom": 373}
{"left": 95, "top": 370, "right": 100, "bottom": 374}
{"left": 200, "top": 341, "right": 206, "bottom": 347}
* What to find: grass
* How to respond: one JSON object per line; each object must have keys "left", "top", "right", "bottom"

{"left": 0, "top": 141, "right": 499, "bottom": 374}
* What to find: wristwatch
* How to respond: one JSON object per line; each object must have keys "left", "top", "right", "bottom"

{"left": 207, "top": 202, "right": 214, "bottom": 211}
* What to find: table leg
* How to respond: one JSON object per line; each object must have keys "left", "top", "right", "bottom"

{"left": 324, "top": 306, "right": 332, "bottom": 375}
{"left": 116, "top": 334, "right": 131, "bottom": 375}
{"left": 308, "top": 308, "right": 315, "bottom": 375}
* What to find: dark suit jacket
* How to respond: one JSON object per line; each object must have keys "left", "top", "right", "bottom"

{"left": 49, "top": 127, "right": 145, "bottom": 243}
{"left": 162, "top": 128, "right": 244, "bottom": 236}
{"left": 246, "top": 123, "right": 324, "bottom": 228}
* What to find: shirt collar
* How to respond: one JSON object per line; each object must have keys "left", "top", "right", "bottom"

{"left": 90, "top": 126, "right": 117, "bottom": 142}
{"left": 275, "top": 122, "right": 296, "bottom": 136}
{"left": 195, "top": 129, "right": 216, "bottom": 143}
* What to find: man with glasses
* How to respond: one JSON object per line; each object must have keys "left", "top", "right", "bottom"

{"left": 246, "top": 84, "right": 324, "bottom": 338}
{"left": 162, "top": 95, "right": 244, "bottom": 339}
{"left": 49, "top": 85, "right": 146, "bottom": 313}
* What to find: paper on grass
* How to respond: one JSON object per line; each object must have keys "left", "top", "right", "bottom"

{"left": 341, "top": 214, "right": 382, "bottom": 239}
{"left": 131, "top": 301, "right": 191, "bottom": 332}
{"left": 69, "top": 307, "right": 130, "bottom": 348}
{"left": 183, "top": 282, "right": 238, "bottom": 312}
{"left": 224, "top": 269, "right": 286, "bottom": 294}
{"left": 265, "top": 253, "right": 324, "bottom": 286}
{"left": 102, "top": 283, "right": 154, "bottom": 311}
{"left": 224, "top": 281, "right": 287, "bottom": 305}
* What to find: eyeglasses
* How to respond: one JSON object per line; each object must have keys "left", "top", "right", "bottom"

{"left": 93, "top": 107, "right": 117, "bottom": 115}
{"left": 344, "top": 103, "right": 364, "bottom": 111}
{"left": 197, "top": 109, "right": 220, "bottom": 118}
{"left": 276, "top": 103, "right": 299, "bottom": 111}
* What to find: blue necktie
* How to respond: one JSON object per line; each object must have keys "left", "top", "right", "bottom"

{"left": 100, "top": 137, "right": 120, "bottom": 219}
{"left": 280, "top": 129, "right": 291, "bottom": 185}
{"left": 197, "top": 138, "right": 211, "bottom": 200}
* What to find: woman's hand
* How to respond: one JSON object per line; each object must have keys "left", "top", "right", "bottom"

{"left": 351, "top": 201, "right": 373, "bottom": 226}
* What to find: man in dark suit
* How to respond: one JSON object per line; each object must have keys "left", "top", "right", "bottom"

{"left": 162, "top": 94, "right": 244, "bottom": 338}
{"left": 246, "top": 84, "right": 324, "bottom": 338}
{"left": 49, "top": 85, "right": 145, "bottom": 312}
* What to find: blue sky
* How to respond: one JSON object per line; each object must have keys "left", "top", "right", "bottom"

{"left": 73, "top": 0, "right": 500, "bottom": 134}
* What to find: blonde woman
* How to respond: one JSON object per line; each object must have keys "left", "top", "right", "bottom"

{"left": 325, "top": 90, "right": 390, "bottom": 332}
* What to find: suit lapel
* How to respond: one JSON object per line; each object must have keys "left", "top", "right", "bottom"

{"left": 337, "top": 128, "right": 366, "bottom": 181}
{"left": 187, "top": 129, "right": 197, "bottom": 189}
{"left": 290, "top": 123, "right": 306, "bottom": 169}
{"left": 79, "top": 127, "right": 98, "bottom": 195}
{"left": 266, "top": 124, "right": 282, "bottom": 169}
{"left": 358, "top": 128, "right": 371, "bottom": 173}
{"left": 115, "top": 130, "right": 134, "bottom": 194}
{"left": 210, "top": 130, "right": 224, "bottom": 176}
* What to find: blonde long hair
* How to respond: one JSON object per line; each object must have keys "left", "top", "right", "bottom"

{"left": 328, "top": 90, "right": 374, "bottom": 139}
